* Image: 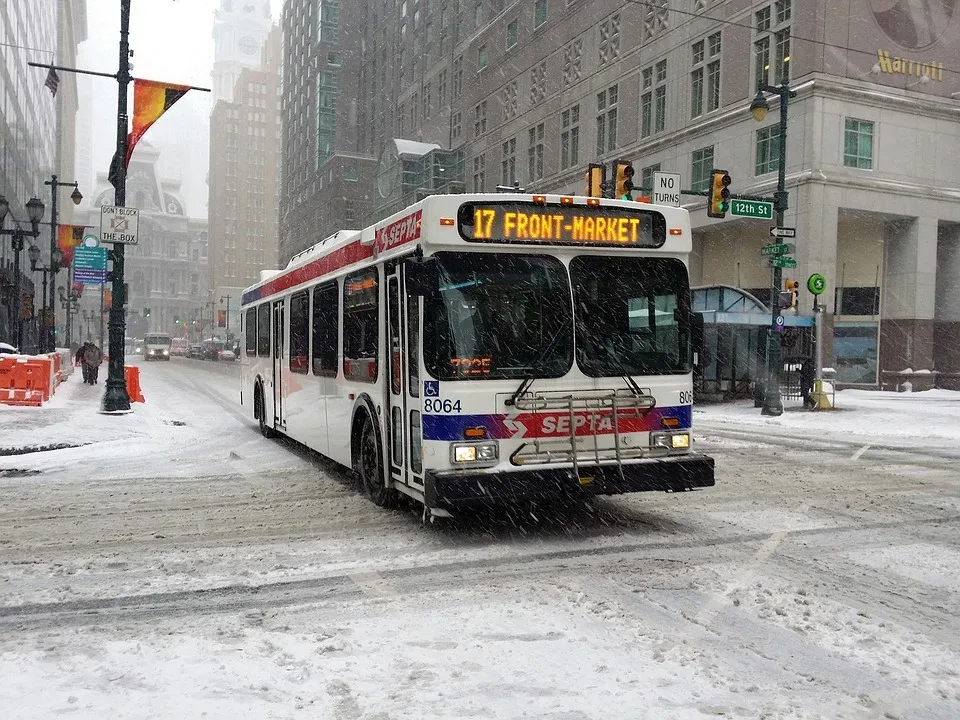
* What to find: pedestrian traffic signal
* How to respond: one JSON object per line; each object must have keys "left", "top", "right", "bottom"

{"left": 615, "top": 160, "right": 635, "bottom": 200}
{"left": 779, "top": 280, "right": 799, "bottom": 309}
{"left": 707, "top": 169, "right": 731, "bottom": 218}
{"left": 585, "top": 163, "right": 604, "bottom": 198}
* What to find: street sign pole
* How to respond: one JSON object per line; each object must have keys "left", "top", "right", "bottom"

{"left": 101, "top": 0, "right": 132, "bottom": 413}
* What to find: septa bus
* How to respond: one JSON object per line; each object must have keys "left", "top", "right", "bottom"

{"left": 240, "top": 192, "right": 714, "bottom": 519}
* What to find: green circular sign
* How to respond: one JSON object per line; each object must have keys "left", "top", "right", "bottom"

{"left": 808, "top": 273, "right": 827, "bottom": 296}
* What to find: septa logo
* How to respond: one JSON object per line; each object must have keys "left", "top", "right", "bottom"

{"left": 374, "top": 209, "right": 422, "bottom": 254}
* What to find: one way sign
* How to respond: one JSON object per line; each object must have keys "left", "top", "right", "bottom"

{"left": 769, "top": 227, "right": 796, "bottom": 238}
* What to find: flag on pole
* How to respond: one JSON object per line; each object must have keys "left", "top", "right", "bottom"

{"left": 44, "top": 66, "right": 60, "bottom": 96}
{"left": 217, "top": 310, "right": 227, "bottom": 328}
{"left": 57, "top": 225, "right": 85, "bottom": 266}
{"left": 125, "top": 79, "right": 191, "bottom": 167}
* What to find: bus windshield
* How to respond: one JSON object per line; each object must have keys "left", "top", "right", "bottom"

{"left": 144, "top": 334, "right": 172, "bottom": 347}
{"left": 423, "top": 252, "right": 572, "bottom": 380}
{"left": 571, "top": 256, "right": 691, "bottom": 377}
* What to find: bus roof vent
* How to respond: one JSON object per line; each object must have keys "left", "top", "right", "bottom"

{"left": 260, "top": 269, "right": 282, "bottom": 282}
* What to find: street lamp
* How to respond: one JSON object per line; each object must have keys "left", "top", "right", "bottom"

{"left": 44, "top": 174, "right": 83, "bottom": 353}
{"left": 0, "top": 195, "right": 46, "bottom": 350}
{"left": 59, "top": 284, "right": 82, "bottom": 348}
{"left": 28, "top": 245, "right": 64, "bottom": 352}
{"left": 751, "top": 82, "right": 797, "bottom": 417}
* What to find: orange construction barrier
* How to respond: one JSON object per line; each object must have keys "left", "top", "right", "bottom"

{"left": 0, "top": 357, "right": 52, "bottom": 405}
{"left": 124, "top": 365, "right": 145, "bottom": 403}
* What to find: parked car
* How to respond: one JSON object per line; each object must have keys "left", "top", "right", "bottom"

{"left": 0, "top": 342, "right": 18, "bottom": 355}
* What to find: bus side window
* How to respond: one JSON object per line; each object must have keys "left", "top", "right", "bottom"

{"left": 343, "top": 270, "right": 379, "bottom": 382}
{"left": 312, "top": 282, "right": 338, "bottom": 376}
{"left": 407, "top": 294, "right": 419, "bottom": 397}
{"left": 245, "top": 308, "right": 257, "bottom": 356}
{"left": 257, "top": 304, "right": 270, "bottom": 357}
{"left": 289, "top": 291, "right": 309, "bottom": 374}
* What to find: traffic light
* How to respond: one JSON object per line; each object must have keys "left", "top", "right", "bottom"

{"left": 144, "top": 307, "right": 151, "bottom": 318}
{"left": 174, "top": 316, "right": 180, "bottom": 325}
{"left": 615, "top": 160, "right": 635, "bottom": 200}
{"left": 585, "top": 163, "right": 605, "bottom": 198}
{"left": 707, "top": 169, "right": 731, "bottom": 218}
{"left": 779, "top": 280, "right": 799, "bottom": 310}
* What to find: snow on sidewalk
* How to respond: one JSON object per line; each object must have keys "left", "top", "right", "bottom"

{"left": 0, "top": 362, "right": 305, "bottom": 481}
{"left": 695, "top": 389, "right": 960, "bottom": 450}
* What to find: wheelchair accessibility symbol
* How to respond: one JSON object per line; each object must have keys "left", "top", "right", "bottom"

{"left": 424, "top": 381, "right": 439, "bottom": 397}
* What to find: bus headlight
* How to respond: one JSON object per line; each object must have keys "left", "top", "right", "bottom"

{"left": 651, "top": 432, "right": 690, "bottom": 451}
{"left": 451, "top": 441, "right": 499, "bottom": 466}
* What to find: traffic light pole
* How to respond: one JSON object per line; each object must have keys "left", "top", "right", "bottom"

{"left": 760, "top": 83, "right": 793, "bottom": 417}
{"left": 101, "top": 0, "right": 132, "bottom": 413}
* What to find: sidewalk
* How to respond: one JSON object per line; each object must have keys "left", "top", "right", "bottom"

{"left": 695, "top": 389, "right": 960, "bottom": 451}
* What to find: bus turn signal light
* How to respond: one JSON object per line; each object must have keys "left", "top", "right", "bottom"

{"left": 464, "top": 427, "right": 487, "bottom": 439}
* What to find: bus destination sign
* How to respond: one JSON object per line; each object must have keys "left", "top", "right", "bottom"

{"left": 459, "top": 202, "right": 665, "bottom": 247}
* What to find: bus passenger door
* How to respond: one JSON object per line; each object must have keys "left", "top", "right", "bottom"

{"left": 272, "top": 299, "right": 285, "bottom": 430}
{"left": 386, "top": 273, "right": 407, "bottom": 488}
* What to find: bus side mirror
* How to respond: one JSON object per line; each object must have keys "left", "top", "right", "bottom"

{"left": 404, "top": 256, "right": 439, "bottom": 296}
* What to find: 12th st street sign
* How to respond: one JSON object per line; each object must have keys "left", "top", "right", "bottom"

{"left": 100, "top": 205, "right": 140, "bottom": 245}
{"left": 730, "top": 199, "right": 774, "bottom": 219}
{"left": 772, "top": 255, "right": 798, "bottom": 269}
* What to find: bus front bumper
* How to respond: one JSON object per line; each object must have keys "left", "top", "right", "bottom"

{"left": 424, "top": 453, "right": 715, "bottom": 509}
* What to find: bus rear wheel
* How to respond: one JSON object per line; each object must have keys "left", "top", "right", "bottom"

{"left": 359, "top": 416, "right": 397, "bottom": 508}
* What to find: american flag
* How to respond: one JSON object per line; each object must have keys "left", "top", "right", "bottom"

{"left": 44, "top": 66, "right": 59, "bottom": 97}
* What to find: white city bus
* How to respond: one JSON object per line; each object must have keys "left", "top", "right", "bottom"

{"left": 240, "top": 192, "right": 714, "bottom": 518}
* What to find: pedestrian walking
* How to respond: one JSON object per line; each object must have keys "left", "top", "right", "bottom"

{"left": 83, "top": 343, "right": 104, "bottom": 385}
{"left": 76, "top": 342, "right": 91, "bottom": 384}
{"left": 799, "top": 358, "right": 816, "bottom": 410}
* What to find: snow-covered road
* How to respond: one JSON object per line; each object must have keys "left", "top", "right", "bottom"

{"left": 1, "top": 360, "right": 959, "bottom": 719}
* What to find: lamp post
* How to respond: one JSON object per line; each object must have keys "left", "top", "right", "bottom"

{"left": 220, "top": 295, "right": 233, "bottom": 341}
{"left": 82, "top": 309, "right": 96, "bottom": 342}
{"left": 750, "top": 82, "right": 797, "bottom": 417}
{"left": 59, "top": 285, "right": 81, "bottom": 349}
{"left": 28, "top": 245, "right": 63, "bottom": 351}
{"left": 0, "top": 195, "right": 46, "bottom": 350}
{"left": 44, "top": 175, "right": 83, "bottom": 353}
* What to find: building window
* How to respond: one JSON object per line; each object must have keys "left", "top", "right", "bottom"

{"left": 755, "top": 125, "right": 780, "bottom": 175}
{"left": 452, "top": 110, "right": 462, "bottom": 142}
{"left": 654, "top": 60, "right": 666, "bottom": 133}
{"left": 506, "top": 19, "right": 518, "bottom": 49}
{"left": 475, "top": 2, "right": 483, "bottom": 27}
{"left": 534, "top": 0, "right": 548, "bottom": 27}
{"left": 598, "top": 13, "right": 620, "bottom": 67}
{"left": 318, "top": 0, "right": 340, "bottom": 42}
{"left": 691, "top": 146, "right": 714, "bottom": 192}
{"left": 474, "top": 100, "right": 487, "bottom": 136}
{"left": 473, "top": 153, "right": 486, "bottom": 191}
{"left": 317, "top": 71, "right": 337, "bottom": 167}
{"left": 755, "top": 3, "right": 791, "bottom": 89}
{"left": 438, "top": 69, "right": 447, "bottom": 102}
{"left": 691, "top": 32, "right": 720, "bottom": 118}
{"left": 345, "top": 199, "right": 357, "bottom": 224}
{"left": 530, "top": 61, "right": 547, "bottom": 104}
{"left": 640, "top": 163, "right": 661, "bottom": 191}
{"left": 528, "top": 122, "right": 544, "bottom": 180}
{"left": 560, "top": 105, "right": 580, "bottom": 170}
{"left": 502, "top": 80, "right": 518, "bottom": 121}
{"left": 501, "top": 137, "right": 517, "bottom": 186}
{"left": 477, "top": 44, "right": 488, "bottom": 70}
{"left": 595, "top": 85, "right": 618, "bottom": 156}
{"left": 453, "top": 55, "right": 463, "bottom": 98}
{"left": 562, "top": 38, "right": 582, "bottom": 88}
{"left": 843, "top": 119, "right": 874, "bottom": 169}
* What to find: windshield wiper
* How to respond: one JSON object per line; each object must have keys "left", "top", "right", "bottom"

{"left": 505, "top": 322, "right": 570, "bottom": 407}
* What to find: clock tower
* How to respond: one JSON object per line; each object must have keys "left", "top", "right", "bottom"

{"left": 212, "top": 0, "right": 272, "bottom": 103}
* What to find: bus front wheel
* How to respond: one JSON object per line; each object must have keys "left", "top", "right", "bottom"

{"left": 255, "top": 384, "right": 277, "bottom": 439}
{"left": 358, "top": 415, "right": 397, "bottom": 509}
